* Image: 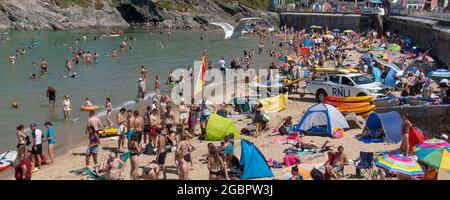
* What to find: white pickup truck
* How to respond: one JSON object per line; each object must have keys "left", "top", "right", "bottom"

{"left": 305, "top": 73, "right": 389, "bottom": 102}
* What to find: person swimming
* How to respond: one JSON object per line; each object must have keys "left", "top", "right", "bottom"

{"left": 84, "top": 98, "right": 93, "bottom": 107}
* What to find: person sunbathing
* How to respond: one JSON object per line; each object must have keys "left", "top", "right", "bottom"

{"left": 96, "top": 152, "right": 126, "bottom": 180}
{"left": 361, "top": 127, "right": 384, "bottom": 139}
{"left": 294, "top": 140, "right": 331, "bottom": 151}
{"left": 142, "top": 160, "right": 160, "bottom": 180}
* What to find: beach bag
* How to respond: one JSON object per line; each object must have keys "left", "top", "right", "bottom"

{"left": 144, "top": 143, "right": 156, "bottom": 155}
{"left": 283, "top": 154, "right": 298, "bottom": 167}
{"left": 279, "top": 126, "right": 289, "bottom": 135}
{"left": 311, "top": 168, "right": 325, "bottom": 180}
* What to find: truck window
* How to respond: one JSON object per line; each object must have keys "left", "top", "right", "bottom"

{"left": 341, "top": 77, "right": 354, "bottom": 86}
{"left": 329, "top": 75, "right": 340, "bottom": 84}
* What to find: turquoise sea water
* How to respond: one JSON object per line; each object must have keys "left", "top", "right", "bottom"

{"left": 0, "top": 29, "right": 275, "bottom": 154}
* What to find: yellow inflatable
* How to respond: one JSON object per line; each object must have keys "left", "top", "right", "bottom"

{"left": 80, "top": 105, "right": 99, "bottom": 111}
{"left": 98, "top": 128, "right": 119, "bottom": 138}
{"left": 338, "top": 105, "right": 376, "bottom": 114}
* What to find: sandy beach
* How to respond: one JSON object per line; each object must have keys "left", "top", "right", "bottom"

{"left": 2, "top": 91, "right": 448, "bottom": 180}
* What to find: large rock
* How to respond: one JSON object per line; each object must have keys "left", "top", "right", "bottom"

{"left": 0, "top": 0, "right": 129, "bottom": 30}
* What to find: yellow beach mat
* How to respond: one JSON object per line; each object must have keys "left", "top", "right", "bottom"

{"left": 258, "top": 93, "right": 288, "bottom": 114}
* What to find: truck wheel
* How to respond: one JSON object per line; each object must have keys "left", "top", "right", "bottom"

{"left": 357, "top": 93, "right": 367, "bottom": 96}
{"left": 316, "top": 89, "right": 327, "bottom": 102}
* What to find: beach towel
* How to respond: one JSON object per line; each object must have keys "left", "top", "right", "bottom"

{"left": 356, "top": 137, "right": 385, "bottom": 144}
{"left": 272, "top": 135, "right": 300, "bottom": 145}
{"left": 82, "top": 168, "right": 106, "bottom": 180}
{"left": 283, "top": 154, "right": 298, "bottom": 167}
{"left": 284, "top": 146, "right": 329, "bottom": 156}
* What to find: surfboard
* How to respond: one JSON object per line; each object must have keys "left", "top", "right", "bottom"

{"left": 0, "top": 150, "right": 18, "bottom": 171}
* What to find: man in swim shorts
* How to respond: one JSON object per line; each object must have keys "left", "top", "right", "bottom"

{"left": 134, "top": 110, "right": 144, "bottom": 144}
{"left": 126, "top": 110, "right": 135, "bottom": 141}
{"left": 157, "top": 130, "right": 167, "bottom": 180}
{"left": 116, "top": 108, "right": 127, "bottom": 152}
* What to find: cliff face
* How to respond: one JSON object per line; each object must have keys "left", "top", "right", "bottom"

{"left": 0, "top": 0, "right": 129, "bottom": 30}
{"left": 114, "top": 0, "right": 279, "bottom": 28}
{"left": 0, "top": 0, "right": 278, "bottom": 30}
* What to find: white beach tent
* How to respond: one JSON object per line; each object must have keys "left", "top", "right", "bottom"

{"left": 295, "top": 103, "right": 349, "bottom": 137}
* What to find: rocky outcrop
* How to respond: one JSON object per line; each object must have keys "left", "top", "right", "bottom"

{"left": 0, "top": 0, "right": 278, "bottom": 30}
{"left": 113, "top": 0, "right": 279, "bottom": 29}
{"left": 0, "top": 0, "right": 129, "bottom": 30}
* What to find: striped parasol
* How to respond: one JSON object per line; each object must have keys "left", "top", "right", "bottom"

{"left": 413, "top": 139, "right": 450, "bottom": 152}
{"left": 374, "top": 154, "right": 424, "bottom": 177}
{"left": 414, "top": 139, "right": 450, "bottom": 170}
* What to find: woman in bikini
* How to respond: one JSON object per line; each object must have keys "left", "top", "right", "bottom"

{"left": 208, "top": 147, "right": 228, "bottom": 180}
{"left": 175, "top": 151, "right": 189, "bottom": 180}
{"left": 128, "top": 134, "right": 141, "bottom": 180}
{"left": 142, "top": 160, "right": 160, "bottom": 180}
{"left": 177, "top": 134, "right": 196, "bottom": 171}
{"left": 16, "top": 124, "right": 27, "bottom": 148}
{"left": 178, "top": 99, "right": 188, "bottom": 130}
{"left": 105, "top": 97, "right": 113, "bottom": 127}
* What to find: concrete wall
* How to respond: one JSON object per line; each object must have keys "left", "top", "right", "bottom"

{"left": 279, "top": 12, "right": 380, "bottom": 32}
{"left": 384, "top": 16, "right": 450, "bottom": 66}
{"left": 376, "top": 105, "right": 450, "bottom": 137}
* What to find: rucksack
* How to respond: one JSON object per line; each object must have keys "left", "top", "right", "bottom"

{"left": 144, "top": 143, "right": 156, "bottom": 155}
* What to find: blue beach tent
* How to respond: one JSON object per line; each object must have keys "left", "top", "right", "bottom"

{"left": 240, "top": 139, "right": 274, "bottom": 179}
{"left": 304, "top": 39, "right": 313, "bottom": 47}
{"left": 295, "top": 103, "right": 349, "bottom": 137}
{"left": 365, "top": 111, "right": 403, "bottom": 143}
{"left": 384, "top": 68, "right": 397, "bottom": 87}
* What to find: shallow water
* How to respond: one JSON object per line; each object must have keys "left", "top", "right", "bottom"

{"left": 0, "top": 29, "right": 275, "bottom": 153}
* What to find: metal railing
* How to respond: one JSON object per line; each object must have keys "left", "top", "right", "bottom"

{"left": 274, "top": 5, "right": 379, "bottom": 14}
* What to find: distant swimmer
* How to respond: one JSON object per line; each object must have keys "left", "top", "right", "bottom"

{"left": 66, "top": 59, "right": 73, "bottom": 72}
{"left": 63, "top": 72, "right": 77, "bottom": 79}
{"left": 11, "top": 102, "right": 19, "bottom": 109}
{"left": 113, "top": 48, "right": 118, "bottom": 57}
{"left": 85, "top": 51, "right": 92, "bottom": 65}
{"left": 105, "top": 52, "right": 109, "bottom": 57}
{"left": 9, "top": 55, "right": 16, "bottom": 64}
{"left": 84, "top": 98, "right": 93, "bottom": 107}
{"left": 94, "top": 52, "right": 99, "bottom": 64}
{"left": 40, "top": 58, "right": 48, "bottom": 73}
{"left": 200, "top": 33, "right": 204, "bottom": 40}
{"left": 159, "top": 42, "right": 164, "bottom": 49}
{"left": 29, "top": 73, "right": 36, "bottom": 79}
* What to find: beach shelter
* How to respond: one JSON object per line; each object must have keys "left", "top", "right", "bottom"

{"left": 384, "top": 68, "right": 397, "bottom": 87}
{"left": 408, "top": 127, "right": 428, "bottom": 151}
{"left": 240, "top": 139, "right": 274, "bottom": 179}
{"left": 332, "top": 28, "right": 342, "bottom": 33}
{"left": 258, "top": 93, "right": 288, "bottom": 114}
{"left": 310, "top": 25, "right": 322, "bottom": 29}
{"left": 372, "top": 67, "right": 382, "bottom": 82}
{"left": 205, "top": 114, "right": 240, "bottom": 141}
{"left": 365, "top": 111, "right": 403, "bottom": 143}
{"left": 387, "top": 43, "right": 401, "bottom": 51}
{"left": 232, "top": 97, "right": 251, "bottom": 114}
{"left": 295, "top": 103, "right": 349, "bottom": 137}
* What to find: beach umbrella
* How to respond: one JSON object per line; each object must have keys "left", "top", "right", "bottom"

{"left": 310, "top": 25, "right": 322, "bottom": 29}
{"left": 332, "top": 28, "right": 342, "bottom": 33}
{"left": 413, "top": 139, "right": 450, "bottom": 151}
{"left": 374, "top": 154, "right": 424, "bottom": 177}
{"left": 344, "top": 29, "right": 354, "bottom": 33}
{"left": 414, "top": 142, "right": 450, "bottom": 170}
{"left": 387, "top": 43, "right": 401, "bottom": 51}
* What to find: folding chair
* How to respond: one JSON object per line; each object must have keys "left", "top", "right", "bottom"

{"left": 355, "top": 152, "right": 375, "bottom": 179}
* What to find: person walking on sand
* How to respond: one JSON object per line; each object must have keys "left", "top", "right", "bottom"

{"left": 143, "top": 106, "right": 151, "bottom": 145}
{"left": 44, "top": 121, "right": 56, "bottom": 164}
{"left": 126, "top": 109, "right": 136, "bottom": 141}
{"left": 157, "top": 130, "right": 167, "bottom": 180}
{"left": 86, "top": 125, "right": 100, "bottom": 169}
{"left": 175, "top": 151, "right": 190, "bottom": 180}
{"left": 178, "top": 99, "right": 188, "bottom": 129}
{"left": 116, "top": 108, "right": 127, "bottom": 152}
{"left": 62, "top": 95, "right": 71, "bottom": 120}
{"left": 255, "top": 103, "right": 265, "bottom": 138}
{"left": 163, "top": 105, "right": 175, "bottom": 136}
{"left": 16, "top": 124, "right": 27, "bottom": 149}
{"left": 86, "top": 110, "right": 104, "bottom": 134}
{"left": 149, "top": 109, "right": 159, "bottom": 149}
{"left": 30, "top": 123, "right": 45, "bottom": 172}
{"left": 400, "top": 113, "right": 412, "bottom": 156}
{"left": 128, "top": 134, "right": 141, "bottom": 180}
{"left": 134, "top": 110, "right": 144, "bottom": 144}
{"left": 105, "top": 97, "right": 113, "bottom": 127}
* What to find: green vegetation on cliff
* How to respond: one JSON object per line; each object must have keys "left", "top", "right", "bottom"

{"left": 46, "top": 0, "right": 104, "bottom": 10}
{"left": 222, "top": 0, "right": 270, "bottom": 10}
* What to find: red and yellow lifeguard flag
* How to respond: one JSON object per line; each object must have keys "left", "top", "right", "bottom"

{"left": 194, "top": 49, "right": 207, "bottom": 95}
